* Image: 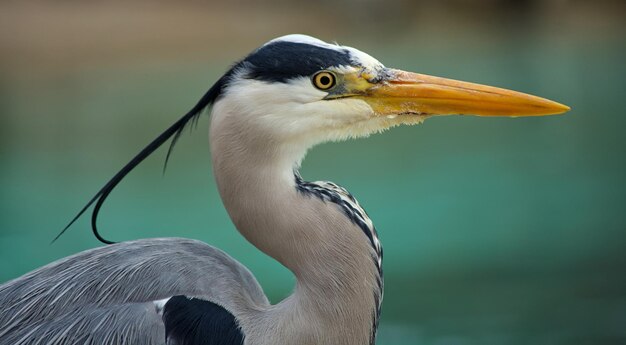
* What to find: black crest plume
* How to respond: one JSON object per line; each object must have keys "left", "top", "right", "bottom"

{"left": 53, "top": 39, "right": 346, "bottom": 244}
{"left": 53, "top": 76, "right": 230, "bottom": 244}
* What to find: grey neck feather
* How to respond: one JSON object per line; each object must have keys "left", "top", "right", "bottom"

{"left": 210, "top": 107, "right": 381, "bottom": 345}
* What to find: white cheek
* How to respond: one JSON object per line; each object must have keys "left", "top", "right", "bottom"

{"left": 227, "top": 77, "right": 324, "bottom": 108}
{"left": 215, "top": 78, "right": 323, "bottom": 135}
{"left": 302, "top": 99, "right": 373, "bottom": 123}
{"left": 286, "top": 78, "right": 328, "bottom": 103}
{"left": 213, "top": 77, "right": 380, "bottom": 145}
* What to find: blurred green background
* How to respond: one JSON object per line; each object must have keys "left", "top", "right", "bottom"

{"left": 1, "top": 1, "right": 625, "bottom": 344}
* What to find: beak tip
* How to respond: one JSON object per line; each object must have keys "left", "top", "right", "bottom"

{"left": 550, "top": 101, "right": 571, "bottom": 115}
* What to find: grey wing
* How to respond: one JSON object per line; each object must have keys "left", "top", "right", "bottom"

{"left": 0, "top": 238, "right": 269, "bottom": 344}
{"left": 2, "top": 302, "right": 165, "bottom": 344}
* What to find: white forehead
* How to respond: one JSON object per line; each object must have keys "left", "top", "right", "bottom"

{"left": 265, "top": 34, "right": 333, "bottom": 48}
{"left": 266, "top": 34, "right": 384, "bottom": 70}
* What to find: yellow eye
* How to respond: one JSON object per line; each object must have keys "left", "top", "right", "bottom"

{"left": 312, "top": 71, "right": 336, "bottom": 90}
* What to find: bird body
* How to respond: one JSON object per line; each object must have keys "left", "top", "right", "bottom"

{"left": 0, "top": 239, "right": 266, "bottom": 344}
{"left": 0, "top": 34, "right": 568, "bottom": 344}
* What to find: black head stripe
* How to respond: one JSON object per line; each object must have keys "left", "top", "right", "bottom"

{"left": 242, "top": 41, "right": 353, "bottom": 82}
{"left": 294, "top": 172, "right": 383, "bottom": 345}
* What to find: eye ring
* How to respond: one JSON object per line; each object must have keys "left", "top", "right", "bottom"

{"left": 312, "top": 71, "right": 337, "bottom": 91}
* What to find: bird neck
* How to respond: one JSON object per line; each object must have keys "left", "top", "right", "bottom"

{"left": 210, "top": 110, "right": 381, "bottom": 345}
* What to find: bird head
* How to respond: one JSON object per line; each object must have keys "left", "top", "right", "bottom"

{"left": 210, "top": 34, "right": 569, "bottom": 148}
{"left": 57, "top": 34, "right": 570, "bottom": 245}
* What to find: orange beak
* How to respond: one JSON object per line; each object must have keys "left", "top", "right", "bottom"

{"left": 359, "top": 69, "right": 570, "bottom": 117}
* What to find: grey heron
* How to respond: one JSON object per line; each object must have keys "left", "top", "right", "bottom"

{"left": 0, "top": 34, "right": 569, "bottom": 345}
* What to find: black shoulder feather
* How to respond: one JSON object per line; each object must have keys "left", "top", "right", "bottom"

{"left": 163, "top": 296, "right": 244, "bottom": 345}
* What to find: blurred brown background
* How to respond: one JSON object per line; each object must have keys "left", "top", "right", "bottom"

{"left": 1, "top": 0, "right": 623, "bottom": 76}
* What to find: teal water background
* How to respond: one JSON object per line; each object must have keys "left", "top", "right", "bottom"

{"left": 1, "top": 2, "right": 625, "bottom": 344}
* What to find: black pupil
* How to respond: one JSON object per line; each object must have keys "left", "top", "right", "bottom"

{"left": 319, "top": 75, "right": 331, "bottom": 86}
